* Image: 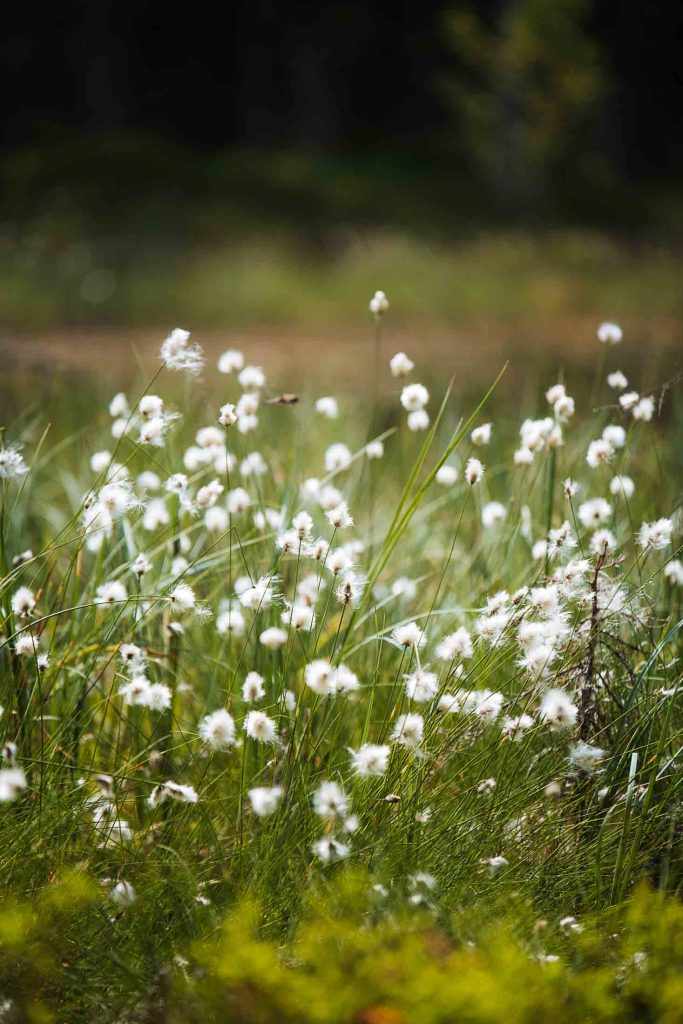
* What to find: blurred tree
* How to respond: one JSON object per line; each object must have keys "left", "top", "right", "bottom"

{"left": 441, "top": 0, "right": 605, "bottom": 209}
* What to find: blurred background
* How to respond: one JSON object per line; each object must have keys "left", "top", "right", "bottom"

{"left": 1, "top": 0, "right": 682, "bottom": 384}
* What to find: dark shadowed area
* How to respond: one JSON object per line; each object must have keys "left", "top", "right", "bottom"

{"left": 1, "top": 0, "right": 682, "bottom": 380}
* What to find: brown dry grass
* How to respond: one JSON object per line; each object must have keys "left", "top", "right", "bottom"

{"left": 1, "top": 313, "right": 679, "bottom": 394}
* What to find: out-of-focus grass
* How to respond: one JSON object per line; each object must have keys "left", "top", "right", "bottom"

{"left": 1, "top": 229, "right": 682, "bottom": 329}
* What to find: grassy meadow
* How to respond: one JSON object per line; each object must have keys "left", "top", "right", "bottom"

{"left": 0, "top": 297, "right": 682, "bottom": 1021}
{"left": 2, "top": 229, "right": 683, "bottom": 331}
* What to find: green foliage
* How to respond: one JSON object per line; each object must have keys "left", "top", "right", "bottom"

{"left": 2, "top": 229, "right": 683, "bottom": 330}
{"left": 442, "top": 0, "right": 605, "bottom": 204}
{"left": 0, "top": 872, "right": 99, "bottom": 1020}
{"left": 180, "top": 879, "right": 683, "bottom": 1023}
{"left": 3, "top": 872, "right": 683, "bottom": 1022}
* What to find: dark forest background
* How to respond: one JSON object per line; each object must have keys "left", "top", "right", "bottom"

{"left": 2, "top": 0, "right": 683, "bottom": 329}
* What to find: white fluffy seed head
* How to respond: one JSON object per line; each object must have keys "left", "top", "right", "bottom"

{"left": 607, "top": 370, "right": 628, "bottom": 390}
{"left": 540, "top": 689, "right": 578, "bottom": 730}
{"left": 400, "top": 383, "right": 429, "bottom": 412}
{"left": 160, "top": 327, "right": 205, "bottom": 375}
{"left": 169, "top": 583, "right": 195, "bottom": 613}
{"left": 244, "top": 710, "right": 277, "bottom": 743}
{"left": 218, "top": 349, "right": 244, "bottom": 374}
{"left": 324, "top": 443, "right": 353, "bottom": 473}
{"left": 315, "top": 396, "right": 338, "bottom": 419}
{"left": 389, "top": 351, "right": 414, "bottom": 377}
{"left": 471, "top": 423, "right": 492, "bottom": 446}
{"left": 436, "top": 464, "right": 458, "bottom": 486}
{"left": 259, "top": 627, "right": 288, "bottom": 649}
{"left": 11, "top": 587, "right": 36, "bottom": 619}
{"left": 305, "top": 659, "right": 335, "bottom": 695}
{"left": 369, "top": 290, "right": 389, "bottom": 316}
{"left": 242, "top": 671, "right": 265, "bottom": 703}
{"left": 632, "top": 396, "right": 654, "bottom": 421}
{"left": 219, "top": 403, "right": 237, "bottom": 426}
{"left": 465, "top": 458, "right": 484, "bottom": 485}
{"left": 586, "top": 438, "right": 614, "bottom": 468}
{"left": 391, "top": 621, "right": 425, "bottom": 649}
{"left": 350, "top": 744, "right": 390, "bottom": 778}
{"left": 0, "top": 768, "right": 28, "bottom": 802}
{"left": 238, "top": 366, "right": 266, "bottom": 390}
{"left": 199, "top": 709, "right": 236, "bottom": 750}
{"left": 481, "top": 501, "right": 506, "bottom": 528}
{"left": 407, "top": 409, "right": 430, "bottom": 431}
{"left": 597, "top": 321, "right": 622, "bottom": 344}
{"left": 248, "top": 786, "right": 283, "bottom": 817}
{"left": 639, "top": 518, "right": 673, "bottom": 551}
{"left": 391, "top": 712, "right": 424, "bottom": 748}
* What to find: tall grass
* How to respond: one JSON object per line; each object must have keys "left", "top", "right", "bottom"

{"left": 0, "top": 313, "right": 681, "bottom": 1021}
